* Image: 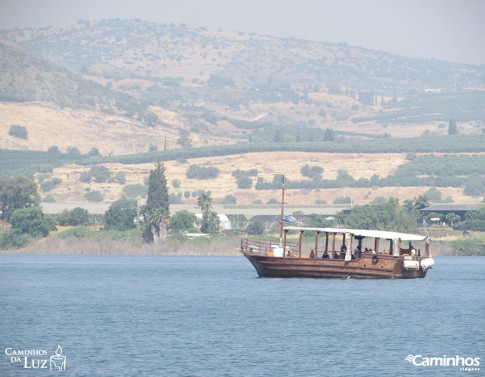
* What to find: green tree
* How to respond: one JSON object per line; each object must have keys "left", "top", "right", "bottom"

{"left": 47, "top": 146, "right": 61, "bottom": 156}
{"left": 10, "top": 207, "right": 55, "bottom": 237}
{"left": 0, "top": 229, "right": 31, "bottom": 249}
{"left": 323, "top": 128, "right": 335, "bottom": 141}
{"left": 147, "top": 207, "right": 170, "bottom": 243}
{"left": 424, "top": 187, "right": 442, "bottom": 202}
{"left": 40, "top": 178, "right": 62, "bottom": 192}
{"left": 186, "top": 165, "right": 220, "bottom": 179}
{"left": 87, "top": 147, "right": 101, "bottom": 157}
{"left": 0, "top": 177, "right": 40, "bottom": 221}
{"left": 58, "top": 207, "right": 90, "bottom": 226}
{"left": 247, "top": 221, "right": 264, "bottom": 235}
{"left": 104, "top": 199, "right": 137, "bottom": 231}
{"left": 85, "top": 191, "right": 103, "bottom": 202}
{"left": 445, "top": 213, "right": 461, "bottom": 227}
{"left": 8, "top": 125, "right": 28, "bottom": 139}
{"left": 146, "top": 162, "right": 169, "bottom": 213}
{"left": 197, "top": 191, "right": 213, "bottom": 214}
{"left": 67, "top": 147, "right": 81, "bottom": 158}
{"left": 80, "top": 166, "right": 101, "bottom": 183}
{"left": 448, "top": 119, "right": 458, "bottom": 135}
{"left": 206, "top": 211, "right": 221, "bottom": 234}
{"left": 115, "top": 172, "right": 126, "bottom": 184}
{"left": 341, "top": 198, "right": 417, "bottom": 232}
{"left": 197, "top": 192, "right": 219, "bottom": 233}
{"left": 301, "top": 165, "right": 323, "bottom": 180}
{"left": 236, "top": 175, "right": 252, "bottom": 189}
{"left": 122, "top": 184, "right": 148, "bottom": 199}
{"left": 170, "top": 210, "right": 197, "bottom": 233}
{"left": 142, "top": 110, "right": 160, "bottom": 126}
{"left": 143, "top": 162, "right": 170, "bottom": 243}
{"left": 413, "top": 195, "right": 430, "bottom": 211}
{"left": 90, "top": 166, "right": 112, "bottom": 183}
{"left": 464, "top": 174, "right": 485, "bottom": 196}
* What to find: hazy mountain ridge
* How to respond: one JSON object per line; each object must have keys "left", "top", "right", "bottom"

{"left": 1, "top": 18, "right": 485, "bottom": 153}
{"left": 1, "top": 19, "right": 485, "bottom": 206}
{"left": 2, "top": 18, "right": 483, "bottom": 95}
{"left": 0, "top": 41, "right": 138, "bottom": 113}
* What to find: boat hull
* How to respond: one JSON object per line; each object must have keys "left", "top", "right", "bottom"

{"left": 242, "top": 252, "right": 427, "bottom": 279}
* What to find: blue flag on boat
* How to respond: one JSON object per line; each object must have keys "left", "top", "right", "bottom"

{"left": 283, "top": 215, "right": 297, "bottom": 224}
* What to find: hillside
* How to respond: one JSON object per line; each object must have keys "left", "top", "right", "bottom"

{"left": 1, "top": 18, "right": 484, "bottom": 155}
{"left": 0, "top": 41, "right": 135, "bottom": 113}
{"left": 35, "top": 150, "right": 483, "bottom": 209}
{"left": 0, "top": 101, "right": 236, "bottom": 155}
{"left": 2, "top": 19, "right": 484, "bottom": 94}
{"left": 1, "top": 18, "right": 485, "bottom": 208}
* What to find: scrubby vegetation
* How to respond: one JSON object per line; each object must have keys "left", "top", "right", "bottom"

{"left": 8, "top": 124, "right": 28, "bottom": 139}
{"left": 85, "top": 190, "right": 103, "bottom": 202}
{"left": 186, "top": 164, "right": 220, "bottom": 179}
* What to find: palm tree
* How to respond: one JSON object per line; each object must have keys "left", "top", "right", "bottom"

{"left": 147, "top": 208, "right": 169, "bottom": 244}
{"left": 197, "top": 192, "right": 218, "bottom": 234}
{"left": 197, "top": 192, "right": 213, "bottom": 214}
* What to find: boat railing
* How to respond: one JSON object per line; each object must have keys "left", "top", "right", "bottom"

{"left": 240, "top": 237, "right": 298, "bottom": 256}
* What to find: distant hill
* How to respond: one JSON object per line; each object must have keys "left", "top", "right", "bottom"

{"left": 2, "top": 19, "right": 484, "bottom": 94}
{"left": 1, "top": 18, "right": 485, "bottom": 152}
{"left": 0, "top": 42, "right": 137, "bottom": 114}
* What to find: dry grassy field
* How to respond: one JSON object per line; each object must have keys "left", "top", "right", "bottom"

{"left": 38, "top": 151, "right": 476, "bottom": 212}
{"left": 3, "top": 100, "right": 479, "bottom": 157}
{"left": 0, "top": 103, "right": 233, "bottom": 155}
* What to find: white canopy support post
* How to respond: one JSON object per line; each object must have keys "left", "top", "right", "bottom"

{"left": 298, "top": 230, "right": 304, "bottom": 258}
{"left": 425, "top": 237, "right": 431, "bottom": 257}
{"left": 392, "top": 238, "right": 401, "bottom": 257}
{"left": 283, "top": 229, "right": 288, "bottom": 257}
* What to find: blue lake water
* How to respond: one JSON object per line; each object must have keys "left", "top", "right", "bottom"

{"left": 0, "top": 254, "right": 484, "bottom": 377}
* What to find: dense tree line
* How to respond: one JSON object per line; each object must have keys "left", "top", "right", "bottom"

{"left": 91, "top": 135, "right": 485, "bottom": 167}
{"left": 453, "top": 207, "right": 485, "bottom": 232}
{"left": 254, "top": 155, "right": 485, "bottom": 195}
{"left": 3, "top": 135, "right": 485, "bottom": 179}
{"left": 339, "top": 198, "right": 417, "bottom": 233}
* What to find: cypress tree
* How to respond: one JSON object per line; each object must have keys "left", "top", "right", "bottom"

{"left": 146, "top": 161, "right": 169, "bottom": 213}
{"left": 143, "top": 161, "right": 170, "bottom": 243}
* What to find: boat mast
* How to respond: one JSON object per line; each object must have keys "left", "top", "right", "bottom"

{"left": 279, "top": 174, "right": 285, "bottom": 246}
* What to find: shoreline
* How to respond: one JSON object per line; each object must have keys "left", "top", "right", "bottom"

{"left": 0, "top": 235, "right": 243, "bottom": 256}
{"left": 1, "top": 233, "right": 483, "bottom": 256}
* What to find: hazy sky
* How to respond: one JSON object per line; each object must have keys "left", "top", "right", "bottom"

{"left": 1, "top": 0, "right": 484, "bottom": 65}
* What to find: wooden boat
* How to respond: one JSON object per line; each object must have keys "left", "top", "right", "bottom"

{"left": 240, "top": 226, "right": 435, "bottom": 279}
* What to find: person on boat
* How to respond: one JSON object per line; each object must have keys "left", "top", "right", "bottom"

{"left": 322, "top": 251, "right": 329, "bottom": 258}
{"left": 309, "top": 249, "right": 315, "bottom": 258}
{"left": 287, "top": 250, "right": 293, "bottom": 258}
{"left": 333, "top": 251, "right": 339, "bottom": 259}
{"left": 353, "top": 246, "right": 361, "bottom": 259}
{"left": 340, "top": 244, "right": 347, "bottom": 259}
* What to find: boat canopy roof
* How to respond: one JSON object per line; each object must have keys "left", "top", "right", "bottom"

{"left": 283, "top": 226, "right": 428, "bottom": 242}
